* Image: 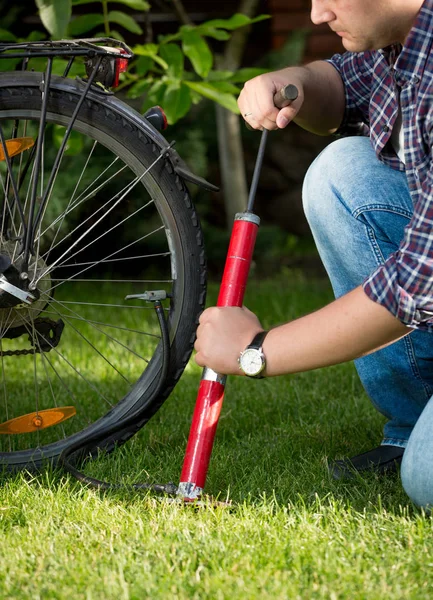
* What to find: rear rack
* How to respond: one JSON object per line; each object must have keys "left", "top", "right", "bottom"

{"left": 0, "top": 38, "right": 133, "bottom": 60}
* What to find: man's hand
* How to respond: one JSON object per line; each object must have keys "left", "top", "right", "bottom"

{"left": 238, "top": 70, "right": 304, "bottom": 131}
{"left": 238, "top": 62, "right": 345, "bottom": 136}
{"left": 194, "top": 306, "right": 264, "bottom": 375}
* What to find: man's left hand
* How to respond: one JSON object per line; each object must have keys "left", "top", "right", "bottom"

{"left": 194, "top": 306, "right": 263, "bottom": 375}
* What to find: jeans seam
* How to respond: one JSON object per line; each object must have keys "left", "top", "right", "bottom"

{"left": 352, "top": 205, "right": 413, "bottom": 220}
{"left": 365, "top": 223, "right": 386, "bottom": 267}
{"left": 403, "top": 335, "right": 433, "bottom": 400}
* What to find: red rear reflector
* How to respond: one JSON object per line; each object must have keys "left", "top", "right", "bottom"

{"left": 113, "top": 49, "right": 129, "bottom": 88}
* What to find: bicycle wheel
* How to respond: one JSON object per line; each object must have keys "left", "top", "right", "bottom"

{"left": 0, "top": 71, "right": 206, "bottom": 469}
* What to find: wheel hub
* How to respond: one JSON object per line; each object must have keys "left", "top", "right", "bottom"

{"left": 0, "top": 237, "right": 52, "bottom": 329}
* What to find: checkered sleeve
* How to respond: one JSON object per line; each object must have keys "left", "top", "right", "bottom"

{"left": 363, "top": 162, "right": 433, "bottom": 331}
{"left": 326, "top": 51, "right": 377, "bottom": 136}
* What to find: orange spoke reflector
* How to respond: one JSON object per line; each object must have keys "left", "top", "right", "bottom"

{"left": 0, "top": 137, "right": 35, "bottom": 161}
{"left": 0, "top": 406, "right": 76, "bottom": 434}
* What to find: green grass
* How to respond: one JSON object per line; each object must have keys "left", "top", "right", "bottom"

{"left": 0, "top": 271, "right": 432, "bottom": 599}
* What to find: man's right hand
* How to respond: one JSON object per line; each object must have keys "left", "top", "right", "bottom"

{"left": 237, "top": 62, "right": 345, "bottom": 136}
{"left": 238, "top": 69, "right": 304, "bottom": 131}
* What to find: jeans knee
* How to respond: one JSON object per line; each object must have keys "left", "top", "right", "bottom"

{"left": 302, "top": 136, "right": 370, "bottom": 229}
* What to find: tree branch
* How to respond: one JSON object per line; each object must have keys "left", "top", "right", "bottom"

{"left": 222, "top": 0, "right": 261, "bottom": 69}
{"left": 170, "top": 0, "right": 193, "bottom": 26}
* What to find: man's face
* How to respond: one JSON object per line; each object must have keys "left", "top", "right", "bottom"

{"left": 310, "top": 0, "right": 424, "bottom": 52}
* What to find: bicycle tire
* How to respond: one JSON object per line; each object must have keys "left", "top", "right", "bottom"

{"left": 0, "top": 71, "right": 206, "bottom": 469}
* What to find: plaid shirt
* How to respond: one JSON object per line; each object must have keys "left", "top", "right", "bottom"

{"left": 327, "top": 0, "right": 433, "bottom": 330}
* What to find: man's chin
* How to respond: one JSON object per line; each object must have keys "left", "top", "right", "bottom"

{"left": 341, "top": 38, "right": 369, "bottom": 53}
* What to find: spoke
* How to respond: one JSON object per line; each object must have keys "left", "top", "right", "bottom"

{"left": 37, "top": 157, "right": 125, "bottom": 243}
{"left": 45, "top": 294, "right": 152, "bottom": 363}
{"left": 0, "top": 339, "right": 12, "bottom": 452}
{"left": 38, "top": 162, "right": 128, "bottom": 260}
{"left": 0, "top": 308, "right": 14, "bottom": 338}
{"left": 51, "top": 300, "right": 159, "bottom": 309}
{"left": 11, "top": 144, "right": 39, "bottom": 264}
{"left": 29, "top": 316, "right": 41, "bottom": 447}
{"left": 38, "top": 347, "right": 67, "bottom": 440}
{"left": 43, "top": 140, "right": 98, "bottom": 256}
{"left": 38, "top": 173, "right": 137, "bottom": 263}
{"left": 0, "top": 123, "right": 26, "bottom": 238}
{"left": 36, "top": 330, "right": 114, "bottom": 409}
{"left": 48, "top": 305, "right": 133, "bottom": 386}
{"left": 49, "top": 278, "right": 170, "bottom": 283}
{"left": 23, "top": 303, "right": 163, "bottom": 337}
{"left": 45, "top": 225, "right": 166, "bottom": 296}
{"left": 17, "top": 319, "right": 80, "bottom": 430}
{"left": 38, "top": 351, "right": 79, "bottom": 412}
{"left": 34, "top": 149, "right": 167, "bottom": 285}
{"left": 38, "top": 188, "right": 155, "bottom": 281}
{"left": 37, "top": 294, "right": 152, "bottom": 364}
{"left": 53, "top": 251, "right": 171, "bottom": 269}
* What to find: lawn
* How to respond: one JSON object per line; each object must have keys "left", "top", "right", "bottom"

{"left": 0, "top": 271, "right": 431, "bottom": 599}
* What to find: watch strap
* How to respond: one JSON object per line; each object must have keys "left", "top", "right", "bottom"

{"left": 248, "top": 330, "right": 269, "bottom": 350}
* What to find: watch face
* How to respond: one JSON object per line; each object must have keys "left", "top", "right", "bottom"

{"left": 239, "top": 348, "right": 265, "bottom": 376}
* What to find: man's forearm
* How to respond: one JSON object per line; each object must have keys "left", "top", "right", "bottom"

{"left": 288, "top": 61, "right": 346, "bottom": 135}
{"left": 263, "top": 286, "right": 409, "bottom": 376}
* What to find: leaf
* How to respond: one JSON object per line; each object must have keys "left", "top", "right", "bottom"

{"left": 68, "top": 14, "right": 105, "bottom": 36}
{"left": 194, "top": 25, "right": 230, "bottom": 41}
{"left": 205, "top": 81, "right": 240, "bottom": 95}
{"left": 107, "top": 30, "right": 125, "bottom": 42}
{"left": 162, "top": 83, "right": 192, "bottom": 124}
{"left": 159, "top": 43, "right": 184, "bottom": 79}
{"left": 0, "top": 29, "right": 17, "bottom": 42}
{"left": 206, "top": 70, "right": 234, "bottom": 81}
{"left": 107, "top": 11, "right": 143, "bottom": 34}
{"left": 133, "top": 43, "right": 159, "bottom": 56}
{"left": 36, "top": 0, "right": 72, "bottom": 39}
{"left": 111, "top": 0, "right": 149, "bottom": 9}
{"left": 127, "top": 78, "right": 152, "bottom": 98}
{"left": 133, "top": 46, "right": 169, "bottom": 71}
{"left": 133, "top": 44, "right": 170, "bottom": 70}
{"left": 134, "top": 55, "right": 153, "bottom": 76}
{"left": 229, "top": 68, "right": 269, "bottom": 83}
{"left": 184, "top": 81, "right": 239, "bottom": 113}
{"left": 181, "top": 30, "right": 212, "bottom": 78}
{"left": 141, "top": 80, "right": 167, "bottom": 113}
{"left": 203, "top": 13, "right": 270, "bottom": 31}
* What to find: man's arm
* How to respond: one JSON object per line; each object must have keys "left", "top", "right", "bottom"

{"left": 194, "top": 286, "right": 409, "bottom": 376}
{"left": 238, "top": 60, "right": 346, "bottom": 135}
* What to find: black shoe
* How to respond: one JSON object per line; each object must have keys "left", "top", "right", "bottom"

{"left": 329, "top": 445, "right": 405, "bottom": 480}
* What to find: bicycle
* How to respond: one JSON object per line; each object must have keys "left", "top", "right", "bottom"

{"left": 0, "top": 38, "right": 214, "bottom": 471}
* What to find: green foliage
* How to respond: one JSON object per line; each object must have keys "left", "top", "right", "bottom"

{"left": 23, "top": 0, "right": 270, "bottom": 124}
{"left": 35, "top": 0, "right": 72, "bottom": 39}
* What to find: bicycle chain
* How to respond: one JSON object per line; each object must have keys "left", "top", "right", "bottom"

{"left": 0, "top": 318, "right": 64, "bottom": 357}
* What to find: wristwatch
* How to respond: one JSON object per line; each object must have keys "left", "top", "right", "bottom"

{"left": 238, "top": 330, "right": 269, "bottom": 378}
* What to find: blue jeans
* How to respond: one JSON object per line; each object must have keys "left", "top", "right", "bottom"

{"left": 302, "top": 136, "right": 433, "bottom": 507}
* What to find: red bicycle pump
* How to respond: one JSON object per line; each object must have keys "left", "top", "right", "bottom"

{"left": 177, "top": 83, "right": 298, "bottom": 502}
{"left": 177, "top": 135, "right": 266, "bottom": 501}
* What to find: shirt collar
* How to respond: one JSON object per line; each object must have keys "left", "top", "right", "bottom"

{"left": 393, "top": 0, "right": 433, "bottom": 81}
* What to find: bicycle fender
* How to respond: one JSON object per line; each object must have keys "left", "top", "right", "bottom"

{"left": 0, "top": 72, "right": 219, "bottom": 193}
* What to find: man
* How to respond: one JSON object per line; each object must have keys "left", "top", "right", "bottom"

{"left": 194, "top": 0, "right": 433, "bottom": 508}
